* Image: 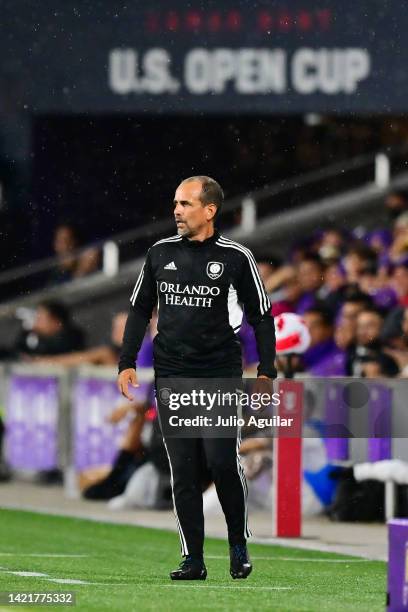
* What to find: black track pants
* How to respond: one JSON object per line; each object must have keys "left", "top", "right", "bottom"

{"left": 162, "top": 434, "right": 251, "bottom": 557}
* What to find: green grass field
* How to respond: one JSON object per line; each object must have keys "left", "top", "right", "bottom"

{"left": 0, "top": 509, "right": 386, "bottom": 611}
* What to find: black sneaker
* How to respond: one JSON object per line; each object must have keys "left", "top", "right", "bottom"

{"left": 229, "top": 544, "right": 252, "bottom": 579}
{"left": 170, "top": 556, "right": 207, "bottom": 581}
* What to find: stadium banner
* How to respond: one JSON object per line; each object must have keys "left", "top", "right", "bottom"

{"left": 5, "top": 375, "right": 59, "bottom": 470}
{"left": 72, "top": 377, "right": 149, "bottom": 470}
{"left": 367, "top": 383, "right": 392, "bottom": 462}
{"left": 387, "top": 519, "right": 408, "bottom": 611}
{"left": 2, "top": 0, "right": 408, "bottom": 113}
{"left": 324, "top": 382, "right": 350, "bottom": 461}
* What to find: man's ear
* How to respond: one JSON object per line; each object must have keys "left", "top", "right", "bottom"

{"left": 206, "top": 204, "right": 217, "bottom": 220}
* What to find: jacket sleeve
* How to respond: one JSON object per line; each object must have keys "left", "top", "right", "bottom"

{"left": 235, "top": 251, "right": 277, "bottom": 378}
{"left": 118, "top": 249, "right": 157, "bottom": 373}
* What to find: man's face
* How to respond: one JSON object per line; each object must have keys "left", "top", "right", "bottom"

{"left": 257, "top": 262, "right": 274, "bottom": 284}
{"left": 54, "top": 226, "right": 76, "bottom": 255}
{"left": 173, "top": 180, "right": 213, "bottom": 238}
{"left": 392, "top": 266, "right": 408, "bottom": 297}
{"left": 358, "top": 273, "right": 376, "bottom": 294}
{"left": 298, "top": 261, "right": 323, "bottom": 292}
{"left": 361, "top": 362, "right": 382, "bottom": 378}
{"left": 356, "top": 311, "right": 382, "bottom": 347}
{"left": 334, "top": 320, "right": 355, "bottom": 350}
{"left": 402, "top": 309, "right": 408, "bottom": 338}
{"left": 322, "top": 230, "right": 343, "bottom": 248}
{"left": 303, "top": 312, "right": 332, "bottom": 346}
{"left": 33, "top": 307, "right": 62, "bottom": 337}
{"left": 324, "top": 264, "right": 345, "bottom": 292}
{"left": 340, "top": 301, "right": 365, "bottom": 331}
{"left": 284, "top": 279, "right": 302, "bottom": 303}
{"left": 344, "top": 252, "right": 366, "bottom": 277}
{"left": 386, "top": 194, "right": 407, "bottom": 215}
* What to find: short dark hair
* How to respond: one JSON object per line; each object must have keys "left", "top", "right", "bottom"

{"left": 347, "top": 243, "right": 377, "bottom": 262}
{"left": 55, "top": 221, "right": 82, "bottom": 245}
{"left": 360, "top": 261, "right": 378, "bottom": 276}
{"left": 388, "top": 189, "right": 408, "bottom": 203}
{"left": 37, "top": 300, "right": 70, "bottom": 325}
{"left": 358, "top": 305, "right": 384, "bottom": 319}
{"left": 299, "top": 252, "right": 324, "bottom": 268}
{"left": 342, "top": 289, "right": 373, "bottom": 308}
{"left": 304, "top": 304, "right": 334, "bottom": 327}
{"left": 182, "top": 176, "right": 224, "bottom": 218}
{"left": 360, "top": 352, "right": 399, "bottom": 377}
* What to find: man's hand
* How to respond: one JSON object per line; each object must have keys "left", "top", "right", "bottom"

{"left": 107, "top": 400, "right": 145, "bottom": 423}
{"left": 250, "top": 375, "right": 275, "bottom": 411}
{"left": 106, "top": 404, "right": 132, "bottom": 424}
{"left": 117, "top": 368, "right": 139, "bottom": 401}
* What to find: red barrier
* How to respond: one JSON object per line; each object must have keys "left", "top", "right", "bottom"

{"left": 272, "top": 379, "right": 303, "bottom": 537}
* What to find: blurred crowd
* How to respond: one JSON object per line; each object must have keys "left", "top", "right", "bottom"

{"left": 242, "top": 188, "right": 408, "bottom": 380}
{"left": 4, "top": 189, "right": 408, "bottom": 377}
{"left": 6, "top": 187, "right": 408, "bottom": 379}
{"left": 2, "top": 188, "right": 408, "bottom": 520}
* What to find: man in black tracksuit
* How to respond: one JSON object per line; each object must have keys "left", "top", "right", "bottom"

{"left": 118, "top": 176, "right": 276, "bottom": 581}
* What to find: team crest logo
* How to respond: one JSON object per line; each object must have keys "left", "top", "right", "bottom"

{"left": 206, "top": 261, "right": 224, "bottom": 280}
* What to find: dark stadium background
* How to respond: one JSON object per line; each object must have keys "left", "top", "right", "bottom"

{"left": 1, "top": 4, "right": 408, "bottom": 609}
{"left": 1, "top": 115, "right": 404, "bottom": 267}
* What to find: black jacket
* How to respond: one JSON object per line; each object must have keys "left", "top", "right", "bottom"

{"left": 119, "top": 230, "right": 276, "bottom": 378}
{"left": 14, "top": 326, "right": 85, "bottom": 357}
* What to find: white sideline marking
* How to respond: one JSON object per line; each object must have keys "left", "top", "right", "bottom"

{"left": 207, "top": 555, "right": 369, "bottom": 562}
{"left": 0, "top": 553, "right": 89, "bottom": 558}
{"left": 47, "top": 578, "right": 91, "bottom": 585}
{"left": 159, "top": 585, "right": 292, "bottom": 591}
{"left": 0, "top": 566, "right": 291, "bottom": 590}
{"left": 90, "top": 583, "right": 134, "bottom": 587}
{"left": 0, "top": 566, "right": 131, "bottom": 587}
{"left": 11, "top": 571, "right": 49, "bottom": 577}
{"left": 0, "top": 567, "right": 92, "bottom": 586}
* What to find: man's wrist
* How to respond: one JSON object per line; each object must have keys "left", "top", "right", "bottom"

{"left": 257, "top": 367, "right": 277, "bottom": 379}
{"left": 118, "top": 363, "right": 136, "bottom": 375}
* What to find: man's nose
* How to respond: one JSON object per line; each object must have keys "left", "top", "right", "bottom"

{"left": 174, "top": 203, "right": 183, "bottom": 216}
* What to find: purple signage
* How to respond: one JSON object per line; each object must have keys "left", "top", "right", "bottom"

{"left": 73, "top": 378, "right": 150, "bottom": 470}
{"left": 368, "top": 384, "right": 392, "bottom": 462}
{"left": 388, "top": 519, "right": 408, "bottom": 611}
{"left": 5, "top": 375, "right": 59, "bottom": 470}
{"left": 324, "top": 382, "right": 349, "bottom": 461}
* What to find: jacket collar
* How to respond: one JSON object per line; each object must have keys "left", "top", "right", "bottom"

{"left": 182, "top": 229, "right": 219, "bottom": 247}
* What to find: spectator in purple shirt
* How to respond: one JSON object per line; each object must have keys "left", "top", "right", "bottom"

{"left": 357, "top": 261, "right": 397, "bottom": 312}
{"left": 320, "top": 260, "right": 348, "bottom": 315}
{"left": 302, "top": 305, "right": 346, "bottom": 377}
{"left": 346, "top": 306, "right": 385, "bottom": 376}
{"left": 295, "top": 253, "right": 325, "bottom": 314}
{"left": 342, "top": 243, "right": 377, "bottom": 285}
